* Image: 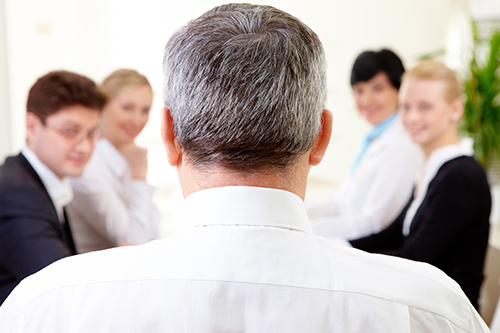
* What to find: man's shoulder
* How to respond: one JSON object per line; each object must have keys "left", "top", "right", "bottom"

{"left": 0, "top": 154, "right": 52, "bottom": 215}
{"left": 314, "top": 238, "right": 475, "bottom": 326}
{"left": 439, "top": 156, "right": 487, "bottom": 182}
{"left": 18, "top": 233, "right": 473, "bottom": 311}
{"left": 2, "top": 232, "right": 484, "bottom": 331}
{"left": 432, "top": 156, "right": 490, "bottom": 198}
{"left": 15, "top": 229, "right": 472, "bottom": 299}
{"left": 7, "top": 241, "right": 153, "bottom": 305}
{"left": 0, "top": 154, "right": 39, "bottom": 189}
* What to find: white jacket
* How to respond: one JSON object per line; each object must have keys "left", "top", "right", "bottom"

{"left": 308, "top": 117, "right": 424, "bottom": 239}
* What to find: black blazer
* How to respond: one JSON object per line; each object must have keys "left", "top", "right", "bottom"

{"left": 350, "top": 156, "right": 491, "bottom": 309}
{"left": 0, "top": 153, "right": 76, "bottom": 304}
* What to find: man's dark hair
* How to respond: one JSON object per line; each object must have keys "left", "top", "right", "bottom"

{"left": 27, "top": 70, "right": 107, "bottom": 123}
{"left": 350, "top": 49, "right": 405, "bottom": 89}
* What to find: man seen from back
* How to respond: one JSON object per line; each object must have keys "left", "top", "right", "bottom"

{"left": 0, "top": 4, "right": 489, "bottom": 332}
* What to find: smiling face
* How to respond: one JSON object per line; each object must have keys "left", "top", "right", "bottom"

{"left": 27, "top": 105, "right": 100, "bottom": 179}
{"left": 399, "top": 78, "right": 462, "bottom": 155}
{"left": 352, "top": 72, "right": 399, "bottom": 126}
{"left": 100, "top": 84, "right": 152, "bottom": 150}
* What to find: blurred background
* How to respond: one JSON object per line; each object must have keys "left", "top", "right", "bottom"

{"left": 1, "top": 0, "right": 500, "bottom": 323}
{"left": 0, "top": 0, "right": 497, "bottom": 234}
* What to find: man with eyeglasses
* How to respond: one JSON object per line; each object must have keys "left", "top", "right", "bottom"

{"left": 0, "top": 70, "right": 106, "bottom": 305}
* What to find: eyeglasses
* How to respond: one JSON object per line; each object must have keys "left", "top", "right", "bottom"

{"left": 43, "top": 123, "right": 102, "bottom": 143}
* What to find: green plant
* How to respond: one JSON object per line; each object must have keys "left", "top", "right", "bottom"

{"left": 461, "top": 22, "right": 500, "bottom": 176}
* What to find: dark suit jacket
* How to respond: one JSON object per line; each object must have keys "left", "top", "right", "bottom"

{"left": 350, "top": 156, "right": 491, "bottom": 310}
{"left": 0, "top": 153, "right": 76, "bottom": 304}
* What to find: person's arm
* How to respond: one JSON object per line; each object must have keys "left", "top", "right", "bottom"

{"left": 307, "top": 196, "right": 340, "bottom": 221}
{"left": 310, "top": 143, "right": 420, "bottom": 239}
{"left": 380, "top": 170, "right": 479, "bottom": 262}
{"left": 349, "top": 210, "right": 405, "bottom": 252}
{"left": 127, "top": 180, "right": 160, "bottom": 242}
{"left": 121, "top": 144, "right": 160, "bottom": 244}
{"left": 69, "top": 160, "right": 159, "bottom": 247}
{"left": 0, "top": 187, "right": 71, "bottom": 290}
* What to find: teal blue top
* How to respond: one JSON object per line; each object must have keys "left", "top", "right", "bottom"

{"left": 349, "top": 112, "right": 398, "bottom": 177}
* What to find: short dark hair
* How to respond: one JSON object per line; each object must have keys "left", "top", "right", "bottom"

{"left": 350, "top": 49, "right": 405, "bottom": 89}
{"left": 27, "top": 71, "right": 107, "bottom": 123}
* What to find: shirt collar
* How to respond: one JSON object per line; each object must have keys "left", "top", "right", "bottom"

{"left": 425, "top": 138, "right": 473, "bottom": 173}
{"left": 177, "top": 186, "right": 313, "bottom": 235}
{"left": 21, "top": 147, "right": 73, "bottom": 221}
{"left": 95, "top": 138, "right": 129, "bottom": 178}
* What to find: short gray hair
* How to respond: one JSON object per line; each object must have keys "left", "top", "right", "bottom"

{"left": 163, "top": 3, "right": 327, "bottom": 172}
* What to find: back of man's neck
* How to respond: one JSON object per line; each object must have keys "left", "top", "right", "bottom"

{"left": 177, "top": 160, "right": 309, "bottom": 201}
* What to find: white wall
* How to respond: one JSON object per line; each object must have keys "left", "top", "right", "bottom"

{"left": 0, "top": 0, "right": 10, "bottom": 163}
{"left": 3, "top": 0, "right": 458, "bottom": 230}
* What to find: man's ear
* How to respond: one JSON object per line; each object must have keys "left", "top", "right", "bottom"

{"left": 160, "top": 107, "right": 182, "bottom": 167}
{"left": 309, "top": 109, "right": 333, "bottom": 166}
{"left": 26, "top": 112, "right": 41, "bottom": 145}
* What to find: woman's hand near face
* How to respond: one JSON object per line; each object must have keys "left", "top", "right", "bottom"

{"left": 122, "top": 143, "right": 148, "bottom": 180}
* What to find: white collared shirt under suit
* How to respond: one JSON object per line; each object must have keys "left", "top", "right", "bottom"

{"left": 22, "top": 147, "right": 73, "bottom": 222}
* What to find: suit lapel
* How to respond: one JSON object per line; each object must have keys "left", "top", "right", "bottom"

{"left": 62, "top": 208, "right": 77, "bottom": 255}
{"left": 14, "top": 153, "right": 77, "bottom": 254}
{"left": 14, "top": 154, "right": 59, "bottom": 219}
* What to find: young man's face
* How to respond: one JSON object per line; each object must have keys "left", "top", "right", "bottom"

{"left": 26, "top": 105, "right": 100, "bottom": 179}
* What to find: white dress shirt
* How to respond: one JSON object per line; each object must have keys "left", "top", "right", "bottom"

{"left": 67, "top": 138, "right": 159, "bottom": 252}
{"left": 308, "top": 117, "right": 424, "bottom": 239}
{"left": 21, "top": 147, "right": 73, "bottom": 222}
{"left": 0, "top": 186, "right": 487, "bottom": 332}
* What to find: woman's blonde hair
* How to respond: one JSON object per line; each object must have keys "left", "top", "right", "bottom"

{"left": 403, "top": 60, "right": 462, "bottom": 103}
{"left": 100, "top": 69, "right": 151, "bottom": 100}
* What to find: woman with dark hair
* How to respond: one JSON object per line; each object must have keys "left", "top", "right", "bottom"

{"left": 350, "top": 61, "right": 491, "bottom": 309}
{"left": 308, "top": 49, "right": 423, "bottom": 240}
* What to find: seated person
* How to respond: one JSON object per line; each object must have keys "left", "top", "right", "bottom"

{"left": 350, "top": 60, "right": 491, "bottom": 310}
{"left": 68, "top": 69, "right": 160, "bottom": 253}
{"left": 0, "top": 5, "right": 488, "bottom": 332}
{"left": 308, "top": 49, "right": 423, "bottom": 239}
{"left": 0, "top": 71, "right": 105, "bottom": 304}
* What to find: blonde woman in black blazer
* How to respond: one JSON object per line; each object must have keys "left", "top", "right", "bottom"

{"left": 350, "top": 60, "right": 491, "bottom": 310}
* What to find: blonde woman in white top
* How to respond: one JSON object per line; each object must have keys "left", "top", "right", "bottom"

{"left": 68, "top": 69, "right": 160, "bottom": 253}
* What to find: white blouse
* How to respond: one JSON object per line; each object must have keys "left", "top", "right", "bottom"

{"left": 67, "top": 139, "right": 160, "bottom": 253}
{"left": 308, "top": 117, "right": 424, "bottom": 240}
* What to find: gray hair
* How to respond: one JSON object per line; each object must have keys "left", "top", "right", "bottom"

{"left": 163, "top": 3, "right": 327, "bottom": 172}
